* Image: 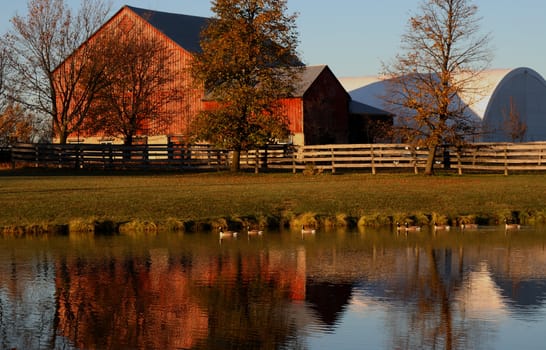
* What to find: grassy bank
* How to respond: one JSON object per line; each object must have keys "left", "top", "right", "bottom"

{"left": 1, "top": 169, "right": 546, "bottom": 234}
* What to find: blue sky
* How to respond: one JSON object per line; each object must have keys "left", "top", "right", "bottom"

{"left": 1, "top": 0, "right": 545, "bottom": 78}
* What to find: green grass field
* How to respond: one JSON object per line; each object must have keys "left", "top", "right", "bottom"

{"left": 1, "top": 169, "right": 546, "bottom": 232}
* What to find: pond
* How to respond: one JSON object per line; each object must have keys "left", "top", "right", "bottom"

{"left": 1, "top": 226, "right": 546, "bottom": 349}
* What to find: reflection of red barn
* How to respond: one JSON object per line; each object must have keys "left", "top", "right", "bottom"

{"left": 61, "top": 6, "right": 389, "bottom": 145}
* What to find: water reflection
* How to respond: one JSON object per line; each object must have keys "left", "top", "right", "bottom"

{"left": 1, "top": 228, "right": 546, "bottom": 349}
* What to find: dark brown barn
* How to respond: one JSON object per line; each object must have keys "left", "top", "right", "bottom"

{"left": 281, "top": 65, "right": 350, "bottom": 145}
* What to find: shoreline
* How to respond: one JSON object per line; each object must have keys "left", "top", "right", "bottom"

{"left": 2, "top": 171, "right": 546, "bottom": 237}
{"left": 0, "top": 210, "right": 539, "bottom": 238}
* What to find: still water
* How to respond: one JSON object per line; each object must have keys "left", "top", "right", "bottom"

{"left": 1, "top": 226, "right": 546, "bottom": 350}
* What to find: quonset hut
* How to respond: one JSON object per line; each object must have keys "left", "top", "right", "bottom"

{"left": 340, "top": 67, "right": 546, "bottom": 142}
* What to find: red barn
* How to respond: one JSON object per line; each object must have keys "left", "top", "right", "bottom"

{"left": 58, "top": 6, "right": 374, "bottom": 146}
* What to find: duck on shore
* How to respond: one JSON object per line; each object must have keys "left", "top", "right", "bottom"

{"left": 247, "top": 226, "right": 263, "bottom": 236}
{"left": 460, "top": 223, "right": 478, "bottom": 230}
{"left": 433, "top": 222, "right": 450, "bottom": 231}
{"left": 219, "top": 227, "right": 238, "bottom": 239}
{"left": 504, "top": 219, "right": 521, "bottom": 230}
{"left": 404, "top": 222, "right": 421, "bottom": 232}
{"left": 301, "top": 225, "right": 316, "bottom": 234}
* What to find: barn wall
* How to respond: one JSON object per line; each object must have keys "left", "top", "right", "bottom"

{"left": 108, "top": 9, "right": 204, "bottom": 139}
{"left": 303, "top": 69, "right": 350, "bottom": 145}
{"left": 56, "top": 7, "right": 354, "bottom": 147}
{"left": 55, "top": 7, "right": 203, "bottom": 143}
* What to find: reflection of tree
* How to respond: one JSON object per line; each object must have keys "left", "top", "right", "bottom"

{"left": 191, "top": 250, "right": 300, "bottom": 349}
{"left": 6, "top": 232, "right": 546, "bottom": 349}
{"left": 387, "top": 247, "right": 464, "bottom": 350}
{"left": 0, "top": 249, "right": 56, "bottom": 350}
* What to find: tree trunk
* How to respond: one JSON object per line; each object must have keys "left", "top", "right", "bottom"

{"left": 123, "top": 134, "right": 133, "bottom": 161}
{"left": 424, "top": 143, "right": 438, "bottom": 175}
{"left": 58, "top": 133, "right": 68, "bottom": 145}
{"left": 230, "top": 149, "right": 241, "bottom": 172}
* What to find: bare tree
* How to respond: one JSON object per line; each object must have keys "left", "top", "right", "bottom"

{"left": 191, "top": 0, "right": 302, "bottom": 171}
{"left": 0, "top": 41, "right": 34, "bottom": 145}
{"left": 0, "top": 46, "right": 6, "bottom": 112}
{"left": 2, "top": 0, "right": 111, "bottom": 144}
{"left": 502, "top": 97, "right": 527, "bottom": 142}
{"left": 382, "top": 0, "right": 492, "bottom": 175}
{"left": 89, "top": 18, "right": 183, "bottom": 147}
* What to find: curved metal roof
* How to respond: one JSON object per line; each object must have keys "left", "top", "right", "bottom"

{"left": 340, "top": 68, "right": 546, "bottom": 121}
{"left": 340, "top": 68, "right": 546, "bottom": 141}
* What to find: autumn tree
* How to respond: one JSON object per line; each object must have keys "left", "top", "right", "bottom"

{"left": 191, "top": 0, "right": 302, "bottom": 171}
{"left": 0, "top": 46, "right": 6, "bottom": 112}
{"left": 2, "top": 0, "right": 111, "bottom": 144}
{"left": 89, "top": 18, "right": 182, "bottom": 147}
{"left": 0, "top": 41, "right": 34, "bottom": 145}
{"left": 382, "top": 0, "right": 492, "bottom": 175}
{"left": 0, "top": 105, "right": 35, "bottom": 146}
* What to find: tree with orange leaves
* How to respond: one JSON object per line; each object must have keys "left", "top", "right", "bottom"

{"left": 191, "top": 0, "right": 302, "bottom": 171}
{"left": 382, "top": 0, "right": 492, "bottom": 175}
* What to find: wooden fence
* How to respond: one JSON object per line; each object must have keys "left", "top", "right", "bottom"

{"left": 9, "top": 143, "right": 292, "bottom": 172}
{"left": 9, "top": 142, "right": 546, "bottom": 174}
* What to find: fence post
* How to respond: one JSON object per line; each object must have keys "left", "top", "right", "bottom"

{"left": 504, "top": 146, "right": 508, "bottom": 176}
{"left": 292, "top": 147, "right": 297, "bottom": 174}
{"left": 331, "top": 147, "right": 335, "bottom": 174}
{"left": 413, "top": 147, "right": 418, "bottom": 174}
{"left": 144, "top": 144, "right": 149, "bottom": 165}
{"left": 262, "top": 145, "right": 268, "bottom": 171}
{"left": 255, "top": 149, "right": 260, "bottom": 174}
{"left": 108, "top": 145, "right": 113, "bottom": 169}
{"left": 34, "top": 145, "right": 39, "bottom": 168}
{"left": 457, "top": 149, "right": 463, "bottom": 175}
{"left": 11, "top": 146, "right": 15, "bottom": 169}
{"left": 58, "top": 146, "right": 63, "bottom": 168}
{"left": 371, "top": 145, "right": 376, "bottom": 175}
{"left": 75, "top": 144, "right": 80, "bottom": 170}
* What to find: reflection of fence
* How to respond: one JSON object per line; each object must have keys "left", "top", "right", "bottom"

{"left": 10, "top": 142, "right": 546, "bottom": 174}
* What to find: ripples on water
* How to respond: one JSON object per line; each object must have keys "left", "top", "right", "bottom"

{"left": 1, "top": 227, "right": 546, "bottom": 349}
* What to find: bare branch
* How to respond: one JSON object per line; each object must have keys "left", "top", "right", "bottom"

{"left": 2, "top": 0, "right": 111, "bottom": 143}
{"left": 382, "top": 0, "right": 492, "bottom": 175}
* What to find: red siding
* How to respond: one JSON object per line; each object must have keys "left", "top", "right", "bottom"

{"left": 57, "top": 7, "right": 350, "bottom": 146}
{"left": 55, "top": 7, "right": 204, "bottom": 141}
{"left": 280, "top": 98, "right": 304, "bottom": 133}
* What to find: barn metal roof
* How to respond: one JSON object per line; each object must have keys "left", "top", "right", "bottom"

{"left": 349, "top": 100, "right": 391, "bottom": 116}
{"left": 127, "top": 6, "right": 208, "bottom": 53}
{"left": 293, "top": 65, "right": 327, "bottom": 97}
